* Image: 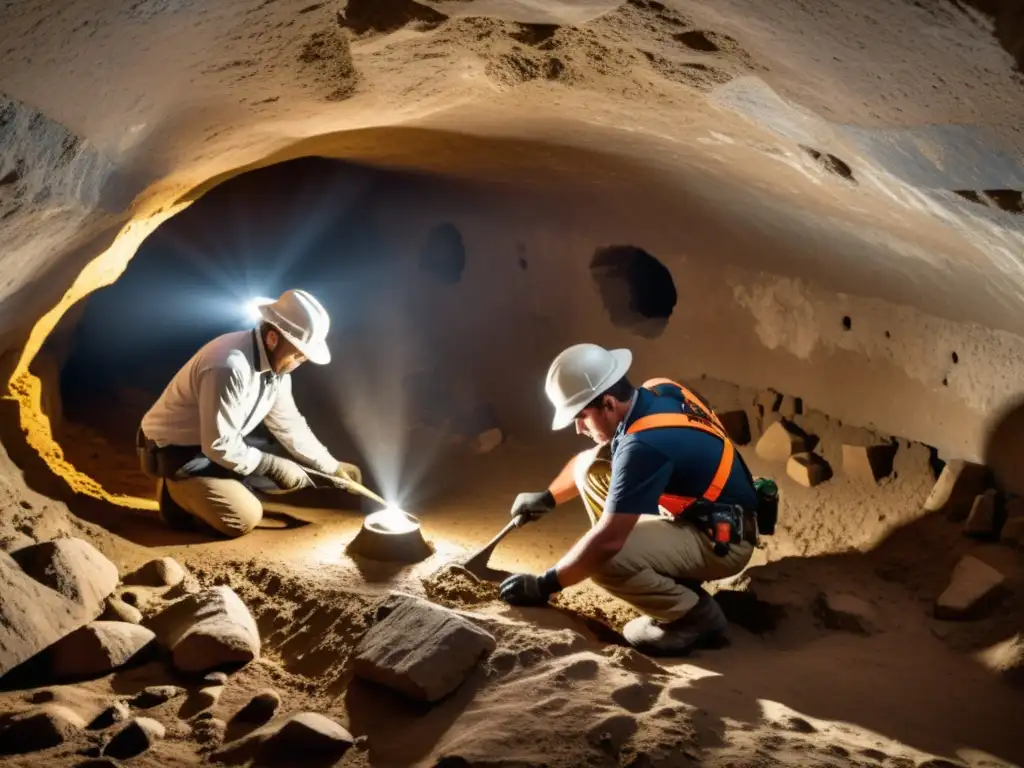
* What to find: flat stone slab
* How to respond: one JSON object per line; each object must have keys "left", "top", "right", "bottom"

{"left": 935, "top": 555, "right": 1006, "bottom": 620}
{"left": 51, "top": 621, "right": 155, "bottom": 679}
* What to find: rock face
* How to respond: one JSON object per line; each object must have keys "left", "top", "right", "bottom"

{"left": 0, "top": 549, "right": 96, "bottom": 677}
{"left": 14, "top": 538, "right": 119, "bottom": 613}
{"left": 755, "top": 421, "right": 806, "bottom": 462}
{"left": 215, "top": 712, "right": 353, "bottom": 763}
{"left": 127, "top": 557, "right": 187, "bottom": 588}
{"left": 51, "top": 621, "right": 156, "bottom": 679}
{"left": 924, "top": 460, "right": 988, "bottom": 520}
{"left": 0, "top": 704, "right": 86, "bottom": 754}
{"left": 815, "top": 592, "right": 878, "bottom": 635}
{"left": 147, "top": 586, "right": 260, "bottom": 673}
{"left": 104, "top": 717, "right": 166, "bottom": 760}
{"left": 935, "top": 555, "right": 1006, "bottom": 619}
{"left": 841, "top": 444, "right": 894, "bottom": 483}
{"left": 353, "top": 594, "right": 497, "bottom": 702}
{"left": 963, "top": 490, "right": 1000, "bottom": 538}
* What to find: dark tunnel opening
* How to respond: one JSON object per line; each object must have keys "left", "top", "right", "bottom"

{"left": 589, "top": 244, "right": 677, "bottom": 338}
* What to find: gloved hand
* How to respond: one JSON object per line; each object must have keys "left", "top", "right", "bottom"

{"left": 499, "top": 569, "right": 562, "bottom": 607}
{"left": 255, "top": 453, "right": 313, "bottom": 493}
{"left": 334, "top": 462, "right": 362, "bottom": 486}
{"left": 510, "top": 489, "right": 556, "bottom": 527}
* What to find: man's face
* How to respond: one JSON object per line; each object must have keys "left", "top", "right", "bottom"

{"left": 266, "top": 330, "right": 306, "bottom": 375}
{"left": 574, "top": 399, "right": 620, "bottom": 444}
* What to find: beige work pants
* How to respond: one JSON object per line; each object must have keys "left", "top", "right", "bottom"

{"left": 574, "top": 444, "right": 754, "bottom": 622}
{"left": 161, "top": 476, "right": 263, "bottom": 538}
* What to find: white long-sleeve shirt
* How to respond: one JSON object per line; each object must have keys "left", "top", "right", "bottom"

{"left": 140, "top": 329, "right": 340, "bottom": 476}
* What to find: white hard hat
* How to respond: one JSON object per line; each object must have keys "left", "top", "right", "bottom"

{"left": 257, "top": 289, "right": 331, "bottom": 365}
{"left": 545, "top": 343, "right": 632, "bottom": 430}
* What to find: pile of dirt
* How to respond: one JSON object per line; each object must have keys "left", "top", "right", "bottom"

{"left": 420, "top": 563, "right": 499, "bottom": 608}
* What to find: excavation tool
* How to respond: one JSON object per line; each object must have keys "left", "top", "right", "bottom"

{"left": 303, "top": 468, "right": 389, "bottom": 506}
{"left": 462, "top": 515, "right": 527, "bottom": 579}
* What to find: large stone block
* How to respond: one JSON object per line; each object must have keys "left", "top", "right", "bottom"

{"left": 963, "top": 490, "right": 1000, "bottom": 539}
{"left": 755, "top": 420, "right": 806, "bottom": 462}
{"left": 353, "top": 593, "right": 496, "bottom": 702}
{"left": 14, "top": 538, "right": 119, "bottom": 614}
{"left": 786, "top": 452, "right": 831, "bottom": 487}
{"left": 935, "top": 555, "right": 1006, "bottom": 620}
{"left": 841, "top": 444, "right": 894, "bottom": 483}
{"left": 0, "top": 551, "right": 93, "bottom": 678}
{"left": 51, "top": 621, "right": 155, "bottom": 679}
{"left": 147, "top": 586, "right": 260, "bottom": 673}
{"left": 924, "top": 460, "right": 988, "bottom": 521}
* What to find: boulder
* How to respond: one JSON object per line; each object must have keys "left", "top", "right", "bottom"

{"left": 786, "top": 452, "right": 831, "bottom": 488}
{"left": 842, "top": 444, "right": 894, "bottom": 483}
{"left": 924, "top": 460, "right": 988, "bottom": 521}
{"left": 103, "top": 717, "right": 165, "bottom": 760}
{"left": 0, "top": 705, "right": 86, "bottom": 754}
{"left": 717, "top": 410, "right": 751, "bottom": 445}
{"left": 214, "top": 712, "right": 353, "bottom": 763}
{"left": 101, "top": 597, "right": 143, "bottom": 625}
{"left": 1, "top": 549, "right": 94, "bottom": 678}
{"left": 51, "top": 621, "right": 156, "bottom": 679}
{"left": 233, "top": 689, "right": 281, "bottom": 724}
{"left": 963, "top": 490, "right": 1000, "bottom": 539}
{"left": 935, "top": 555, "right": 1006, "bottom": 620}
{"left": 14, "top": 538, "right": 119, "bottom": 613}
{"left": 353, "top": 593, "right": 496, "bottom": 702}
{"left": 755, "top": 421, "right": 805, "bottom": 462}
{"left": 147, "top": 586, "right": 260, "bottom": 673}
{"left": 127, "top": 557, "right": 187, "bottom": 588}
{"left": 814, "top": 592, "right": 878, "bottom": 635}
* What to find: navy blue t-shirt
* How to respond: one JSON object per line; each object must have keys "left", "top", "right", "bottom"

{"left": 604, "top": 385, "right": 757, "bottom": 516}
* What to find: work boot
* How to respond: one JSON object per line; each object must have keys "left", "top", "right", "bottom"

{"left": 623, "top": 593, "right": 728, "bottom": 657}
{"left": 157, "top": 479, "right": 197, "bottom": 531}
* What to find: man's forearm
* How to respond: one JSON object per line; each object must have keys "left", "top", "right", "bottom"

{"left": 553, "top": 526, "right": 623, "bottom": 588}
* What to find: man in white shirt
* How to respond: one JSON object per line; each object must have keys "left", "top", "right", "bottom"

{"left": 138, "top": 288, "right": 361, "bottom": 537}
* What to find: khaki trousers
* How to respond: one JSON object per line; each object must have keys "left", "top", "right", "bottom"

{"left": 162, "top": 476, "right": 264, "bottom": 538}
{"left": 575, "top": 444, "right": 754, "bottom": 622}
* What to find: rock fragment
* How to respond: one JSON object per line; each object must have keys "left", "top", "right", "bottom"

{"left": 233, "top": 689, "right": 281, "bottom": 724}
{"left": 103, "top": 717, "right": 165, "bottom": 760}
{"left": 353, "top": 593, "right": 496, "bottom": 702}
{"left": 963, "top": 490, "right": 1000, "bottom": 539}
{"left": 924, "top": 460, "right": 988, "bottom": 520}
{"left": 935, "top": 555, "right": 1006, "bottom": 620}
{"left": 131, "top": 685, "right": 185, "bottom": 709}
{"left": 52, "top": 621, "right": 156, "bottom": 679}
{"left": 755, "top": 421, "right": 805, "bottom": 462}
{"left": 815, "top": 592, "right": 878, "bottom": 635}
{"left": 88, "top": 701, "right": 130, "bottom": 730}
{"left": 14, "top": 538, "right": 119, "bottom": 613}
{"left": 204, "top": 671, "right": 229, "bottom": 685}
{"left": 101, "top": 597, "right": 143, "bottom": 625}
{"left": 127, "top": 557, "right": 187, "bottom": 588}
{"left": 786, "top": 452, "right": 831, "bottom": 487}
{"left": 147, "top": 586, "right": 260, "bottom": 673}
{"left": 841, "top": 444, "right": 894, "bottom": 483}
{"left": 215, "top": 712, "right": 353, "bottom": 763}
{"left": 0, "top": 705, "right": 86, "bottom": 754}
{"left": 717, "top": 410, "right": 751, "bottom": 445}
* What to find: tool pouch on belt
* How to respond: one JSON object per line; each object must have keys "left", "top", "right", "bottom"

{"left": 683, "top": 502, "right": 745, "bottom": 557}
{"left": 136, "top": 428, "right": 208, "bottom": 480}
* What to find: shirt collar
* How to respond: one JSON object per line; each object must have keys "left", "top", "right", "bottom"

{"left": 615, "top": 389, "right": 641, "bottom": 439}
{"left": 253, "top": 329, "right": 273, "bottom": 375}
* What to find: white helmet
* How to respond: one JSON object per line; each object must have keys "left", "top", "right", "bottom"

{"left": 545, "top": 343, "right": 632, "bottom": 430}
{"left": 257, "top": 289, "right": 331, "bottom": 365}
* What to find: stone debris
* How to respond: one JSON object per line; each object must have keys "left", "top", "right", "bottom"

{"left": 214, "top": 712, "right": 354, "bottom": 763}
{"left": 233, "top": 689, "right": 281, "bottom": 724}
{"left": 131, "top": 685, "right": 185, "bottom": 709}
{"left": 147, "top": 585, "right": 260, "bottom": 673}
{"left": 924, "top": 460, "right": 988, "bottom": 521}
{"left": 787, "top": 452, "right": 831, "bottom": 487}
{"left": 935, "top": 555, "right": 1006, "bottom": 620}
{"left": 0, "top": 704, "right": 86, "bottom": 754}
{"left": 88, "top": 700, "right": 130, "bottom": 730}
{"left": 815, "top": 591, "right": 878, "bottom": 635}
{"left": 841, "top": 444, "right": 894, "bottom": 483}
{"left": 353, "top": 593, "right": 497, "bottom": 702}
{"left": 717, "top": 409, "right": 751, "bottom": 445}
{"left": 101, "top": 597, "right": 144, "bottom": 625}
{"left": 963, "top": 490, "right": 1000, "bottom": 539}
{"left": 14, "top": 538, "right": 120, "bottom": 613}
{"left": 1, "top": 548, "right": 96, "bottom": 677}
{"left": 127, "top": 557, "right": 187, "bottom": 588}
{"left": 103, "top": 716, "right": 166, "bottom": 760}
{"left": 52, "top": 621, "right": 156, "bottom": 679}
{"left": 755, "top": 420, "right": 806, "bottom": 462}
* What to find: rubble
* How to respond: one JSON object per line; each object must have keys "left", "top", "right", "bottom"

{"left": 755, "top": 420, "right": 806, "bottom": 462}
{"left": 51, "top": 621, "right": 156, "bottom": 679}
{"left": 234, "top": 689, "right": 281, "bottom": 724}
{"left": 214, "top": 712, "right": 354, "bottom": 763}
{"left": 841, "top": 444, "right": 894, "bottom": 483}
{"left": 0, "top": 705, "right": 86, "bottom": 754}
{"left": 924, "top": 460, "right": 988, "bottom": 520}
{"left": 353, "top": 593, "right": 497, "bottom": 702}
{"left": 935, "top": 555, "right": 1006, "bottom": 620}
{"left": 963, "top": 490, "right": 1000, "bottom": 539}
{"left": 718, "top": 409, "right": 751, "bottom": 445}
{"left": 814, "top": 592, "right": 878, "bottom": 635}
{"left": 127, "top": 557, "right": 187, "bottom": 588}
{"left": 147, "top": 585, "right": 260, "bottom": 673}
{"left": 14, "top": 538, "right": 119, "bottom": 614}
{"left": 101, "top": 597, "right": 143, "bottom": 625}
{"left": 787, "top": 452, "right": 831, "bottom": 487}
{"left": 103, "top": 717, "right": 165, "bottom": 760}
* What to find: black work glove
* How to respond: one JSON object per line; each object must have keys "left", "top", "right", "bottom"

{"left": 510, "top": 490, "right": 556, "bottom": 527}
{"left": 499, "top": 568, "right": 562, "bottom": 607}
{"left": 255, "top": 453, "right": 313, "bottom": 493}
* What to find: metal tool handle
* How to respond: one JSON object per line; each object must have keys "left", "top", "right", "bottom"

{"left": 464, "top": 515, "right": 527, "bottom": 571}
{"left": 303, "top": 468, "right": 388, "bottom": 507}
